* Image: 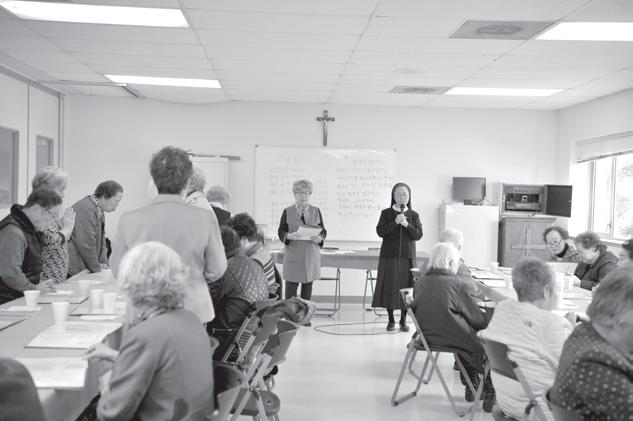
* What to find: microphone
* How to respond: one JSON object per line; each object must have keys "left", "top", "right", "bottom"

{"left": 400, "top": 204, "right": 405, "bottom": 213}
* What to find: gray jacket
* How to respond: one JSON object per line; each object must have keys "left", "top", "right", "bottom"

{"left": 68, "top": 196, "right": 107, "bottom": 276}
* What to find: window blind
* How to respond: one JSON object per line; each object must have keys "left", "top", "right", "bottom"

{"left": 576, "top": 131, "right": 633, "bottom": 162}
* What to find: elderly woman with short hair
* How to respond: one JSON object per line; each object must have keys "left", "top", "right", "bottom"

{"left": 31, "top": 166, "right": 75, "bottom": 283}
{"left": 481, "top": 257, "right": 573, "bottom": 420}
{"left": 277, "top": 179, "right": 327, "bottom": 301}
{"left": 185, "top": 167, "right": 212, "bottom": 211}
{"left": 111, "top": 146, "right": 226, "bottom": 324}
{"left": 68, "top": 180, "right": 123, "bottom": 276}
{"left": 206, "top": 185, "right": 231, "bottom": 226}
{"left": 573, "top": 231, "right": 618, "bottom": 290}
{"left": 83, "top": 242, "right": 214, "bottom": 421}
{"left": 413, "top": 242, "right": 495, "bottom": 412}
{"left": 542, "top": 226, "right": 581, "bottom": 263}
{"left": 618, "top": 238, "right": 633, "bottom": 268}
{"left": 551, "top": 269, "right": 633, "bottom": 419}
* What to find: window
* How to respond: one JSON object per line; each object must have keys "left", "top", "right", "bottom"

{"left": 35, "top": 136, "right": 54, "bottom": 172}
{"left": 0, "top": 127, "right": 19, "bottom": 209}
{"left": 588, "top": 152, "right": 633, "bottom": 239}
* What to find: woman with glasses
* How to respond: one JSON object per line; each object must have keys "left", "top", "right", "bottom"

{"left": 542, "top": 226, "right": 581, "bottom": 263}
{"left": 277, "top": 179, "right": 326, "bottom": 301}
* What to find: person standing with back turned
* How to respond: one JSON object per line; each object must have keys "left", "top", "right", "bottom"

{"left": 372, "top": 182, "right": 423, "bottom": 332}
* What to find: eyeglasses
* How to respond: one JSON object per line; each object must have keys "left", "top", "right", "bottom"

{"left": 546, "top": 239, "right": 562, "bottom": 248}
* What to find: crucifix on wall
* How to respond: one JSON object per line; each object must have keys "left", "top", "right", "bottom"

{"left": 316, "top": 109, "right": 335, "bottom": 146}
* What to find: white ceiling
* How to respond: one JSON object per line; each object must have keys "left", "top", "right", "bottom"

{"left": 1, "top": 0, "right": 632, "bottom": 109}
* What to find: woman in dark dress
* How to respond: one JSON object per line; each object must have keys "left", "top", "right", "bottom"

{"left": 372, "top": 182, "right": 423, "bottom": 331}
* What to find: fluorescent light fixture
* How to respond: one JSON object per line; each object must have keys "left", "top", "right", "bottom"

{"left": 105, "top": 75, "right": 221, "bottom": 89}
{"left": 446, "top": 87, "right": 562, "bottom": 97}
{"left": 0, "top": 1, "right": 188, "bottom": 27}
{"left": 537, "top": 22, "right": 633, "bottom": 41}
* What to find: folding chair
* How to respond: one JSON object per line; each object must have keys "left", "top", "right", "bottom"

{"left": 480, "top": 336, "right": 548, "bottom": 421}
{"left": 391, "top": 288, "right": 485, "bottom": 418}
{"left": 260, "top": 320, "right": 299, "bottom": 391}
{"left": 314, "top": 247, "right": 341, "bottom": 316}
{"left": 363, "top": 248, "right": 388, "bottom": 316}
{"left": 544, "top": 390, "right": 583, "bottom": 421}
{"left": 211, "top": 363, "right": 247, "bottom": 421}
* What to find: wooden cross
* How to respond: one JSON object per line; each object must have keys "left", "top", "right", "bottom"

{"left": 316, "top": 109, "right": 335, "bottom": 146}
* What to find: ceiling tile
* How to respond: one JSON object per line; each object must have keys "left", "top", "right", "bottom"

{"left": 345, "top": 63, "right": 479, "bottom": 78}
{"left": 197, "top": 30, "right": 359, "bottom": 50}
{"left": 472, "top": 66, "right": 612, "bottom": 81}
{"left": 364, "top": 17, "right": 463, "bottom": 38}
{"left": 72, "top": 52, "right": 211, "bottom": 69}
{"left": 0, "top": 17, "right": 39, "bottom": 36}
{"left": 511, "top": 40, "right": 633, "bottom": 57}
{"left": 187, "top": 10, "right": 368, "bottom": 35}
{"left": 0, "top": 35, "right": 62, "bottom": 51}
{"left": 181, "top": 0, "right": 377, "bottom": 15}
{"left": 66, "top": 85, "right": 132, "bottom": 97}
{"left": 356, "top": 37, "right": 522, "bottom": 54}
{"left": 460, "top": 77, "right": 578, "bottom": 89}
{"left": 203, "top": 46, "right": 350, "bottom": 62}
{"left": 87, "top": 65, "right": 218, "bottom": 79}
{"left": 337, "top": 74, "right": 466, "bottom": 87}
{"left": 52, "top": 39, "right": 206, "bottom": 58}
{"left": 215, "top": 70, "right": 340, "bottom": 83}
{"left": 22, "top": 61, "right": 94, "bottom": 73}
{"left": 375, "top": 0, "right": 590, "bottom": 20}
{"left": 566, "top": 0, "right": 633, "bottom": 21}
{"left": 23, "top": 21, "right": 199, "bottom": 44}
{"left": 350, "top": 51, "right": 500, "bottom": 67}
{"left": 2, "top": 49, "right": 79, "bottom": 63}
{"left": 212, "top": 59, "right": 345, "bottom": 73}
{"left": 491, "top": 54, "right": 633, "bottom": 69}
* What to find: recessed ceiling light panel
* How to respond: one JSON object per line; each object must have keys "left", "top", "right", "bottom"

{"left": 537, "top": 22, "right": 633, "bottom": 41}
{"left": 450, "top": 20, "right": 555, "bottom": 40}
{"left": 390, "top": 86, "right": 449, "bottom": 94}
{"left": 446, "top": 87, "right": 562, "bottom": 97}
{"left": 105, "top": 75, "right": 221, "bottom": 88}
{"left": 0, "top": 1, "right": 189, "bottom": 27}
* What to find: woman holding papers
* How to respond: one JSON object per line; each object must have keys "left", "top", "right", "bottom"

{"left": 278, "top": 179, "right": 326, "bottom": 301}
{"left": 83, "top": 242, "right": 214, "bottom": 421}
{"left": 372, "top": 182, "right": 423, "bottom": 332}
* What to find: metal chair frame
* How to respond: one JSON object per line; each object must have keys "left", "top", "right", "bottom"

{"left": 480, "top": 336, "right": 548, "bottom": 421}
{"left": 391, "top": 288, "right": 486, "bottom": 418}
{"left": 314, "top": 266, "right": 341, "bottom": 317}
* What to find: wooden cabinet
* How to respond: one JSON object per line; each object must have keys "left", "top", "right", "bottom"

{"left": 498, "top": 215, "right": 555, "bottom": 267}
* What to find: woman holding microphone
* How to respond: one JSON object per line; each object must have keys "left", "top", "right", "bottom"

{"left": 372, "top": 182, "right": 423, "bottom": 331}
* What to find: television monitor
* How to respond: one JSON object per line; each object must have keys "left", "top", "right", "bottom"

{"left": 452, "top": 177, "right": 486, "bottom": 205}
{"left": 544, "top": 184, "right": 572, "bottom": 217}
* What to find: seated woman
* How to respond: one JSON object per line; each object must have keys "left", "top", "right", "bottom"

{"left": 481, "top": 257, "right": 573, "bottom": 421}
{"left": 207, "top": 226, "right": 269, "bottom": 360}
{"left": 551, "top": 269, "right": 633, "bottom": 419}
{"left": 617, "top": 238, "right": 633, "bottom": 269}
{"left": 413, "top": 242, "right": 495, "bottom": 412}
{"left": 573, "top": 231, "right": 618, "bottom": 290}
{"left": 83, "top": 242, "right": 214, "bottom": 421}
{"left": 228, "top": 213, "right": 279, "bottom": 298}
{"left": 542, "top": 226, "right": 580, "bottom": 263}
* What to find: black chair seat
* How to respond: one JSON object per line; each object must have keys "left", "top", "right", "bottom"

{"left": 232, "top": 390, "right": 280, "bottom": 417}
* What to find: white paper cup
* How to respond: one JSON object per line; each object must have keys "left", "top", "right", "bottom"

{"left": 102, "top": 292, "right": 117, "bottom": 314}
{"left": 78, "top": 280, "right": 91, "bottom": 297}
{"left": 554, "top": 273, "right": 565, "bottom": 293}
{"left": 101, "top": 269, "right": 113, "bottom": 283}
{"left": 52, "top": 301, "right": 69, "bottom": 324}
{"left": 90, "top": 289, "right": 104, "bottom": 309}
{"left": 490, "top": 262, "right": 499, "bottom": 272}
{"left": 24, "top": 290, "right": 40, "bottom": 310}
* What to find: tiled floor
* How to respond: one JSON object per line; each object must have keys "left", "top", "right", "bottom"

{"left": 272, "top": 304, "right": 494, "bottom": 421}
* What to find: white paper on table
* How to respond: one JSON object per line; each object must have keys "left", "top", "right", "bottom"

{"left": 15, "top": 357, "right": 88, "bottom": 389}
{"left": 5, "top": 305, "right": 42, "bottom": 312}
{"left": 26, "top": 321, "right": 121, "bottom": 349}
{"left": 471, "top": 270, "right": 505, "bottom": 281}
{"left": 45, "top": 290, "right": 74, "bottom": 296}
{"left": 81, "top": 315, "right": 119, "bottom": 321}
{"left": 67, "top": 280, "right": 103, "bottom": 285}
{"left": 478, "top": 279, "right": 507, "bottom": 288}
{"left": 294, "top": 225, "right": 323, "bottom": 241}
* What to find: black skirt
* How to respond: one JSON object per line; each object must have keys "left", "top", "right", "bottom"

{"left": 371, "top": 257, "right": 413, "bottom": 310}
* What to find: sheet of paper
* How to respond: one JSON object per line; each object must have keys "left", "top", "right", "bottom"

{"left": 0, "top": 314, "right": 28, "bottom": 331}
{"left": 16, "top": 357, "right": 88, "bottom": 389}
{"left": 81, "top": 315, "right": 119, "bottom": 321}
{"left": 67, "top": 279, "right": 103, "bottom": 285}
{"left": 26, "top": 321, "right": 121, "bottom": 349}
{"left": 5, "top": 305, "right": 42, "bottom": 312}
{"left": 70, "top": 304, "right": 126, "bottom": 316}
{"left": 477, "top": 279, "right": 507, "bottom": 288}
{"left": 38, "top": 295, "right": 88, "bottom": 304}
{"left": 45, "top": 290, "right": 74, "bottom": 296}
{"left": 471, "top": 270, "right": 505, "bottom": 280}
{"left": 294, "top": 225, "right": 323, "bottom": 240}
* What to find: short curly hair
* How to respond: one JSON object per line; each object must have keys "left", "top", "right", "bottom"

{"left": 31, "top": 166, "right": 68, "bottom": 195}
{"left": 94, "top": 180, "right": 123, "bottom": 199}
{"left": 117, "top": 242, "right": 188, "bottom": 311}
{"left": 187, "top": 167, "right": 206, "bottom": 194}
{"left": 542, "top": 226, "right": 570, "bottom": 243}
{"left": 220, "top": 226, "right": 241, "bottom": 257}
{"left": 25, "top": 188, "right": 62, "bottom": 209}
{"left": 622, "top": 239, "right": 633, "bottom": 260}
{"left": 206, "top": 186, "right": 229, "bottom": 204}
{"left": 292, "top": 179, "right": 313, "bottom": 194}
{"left": 228, "top": 213, "right": 259, "bottom": 241}
{"left": 511, "top": 257, "right": 554, "bottom": 302}
{"left": 574, "top": 231, "right": 604, "bottom": 251}
{"left": 150, "top": 146, "right": 193, "bottom": 194}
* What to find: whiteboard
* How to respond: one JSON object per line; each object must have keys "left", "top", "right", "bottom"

{"left": 255, "top": 146, "right": 396, "bottom": 242}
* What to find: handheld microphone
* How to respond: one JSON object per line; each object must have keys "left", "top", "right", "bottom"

{"left": 400, "top": 204, "right": 405, "bottom": 213}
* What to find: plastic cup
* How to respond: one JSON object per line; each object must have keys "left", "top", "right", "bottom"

{"left": 490, "top": 262, "right": 499, "bottom": 272}
{"left": 24, "top": 290, "right": 40, "bottom": 310}
{"left": 52, "top": 301, "right": 69, "bottom": 324}
{"left": 102, "top": 292, "right": 117, "bottom": 314}
{"left": 90, "top": 289, "right": 104, "bottom": 309}
{"left": 78, "top": 280, "right": 91, "bottom": 297}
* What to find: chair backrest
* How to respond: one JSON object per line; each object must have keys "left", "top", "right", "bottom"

{"left": 479, "top": 337, "right": 519, "bottom": 381}
{"left": 399, "top": 288, "right": 423, "bottom": 335}
{"left": 211, "top": 363, "right": 247, "bottom": 421}
{"left": 236, "top": 314, "right": 281, "bottom": 365}
{"left": 545, "top": 390, "right": 584, "bottom": 421}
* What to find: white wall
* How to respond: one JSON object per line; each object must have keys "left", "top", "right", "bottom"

{"left": 557, "top": 88, "right": 633, "bottom": 235}
{"left": 0, "top": 71, "right": 59, "bottom": 218}
{"left": 66, "top": 95, "right": 560, "bottom": 298}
